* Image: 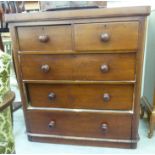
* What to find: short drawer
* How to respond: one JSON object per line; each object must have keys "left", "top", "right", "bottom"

{"left": 20, "top": 53, "right": 136, "bottom": 81}
{"left": 17, "top": 25, "right": 72, "bottom": 51}
{"left": 27, "top": 110, "right": 132, "bottom": 139}
{"left": 27, "top": 83, "right": 134, "bottom": 110}
{"left": 74, "top": 22, "right": 139, "bottom": 51}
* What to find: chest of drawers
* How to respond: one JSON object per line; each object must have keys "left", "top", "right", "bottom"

{"left": 5, "top": 6, "right": 150, "bottom": 148}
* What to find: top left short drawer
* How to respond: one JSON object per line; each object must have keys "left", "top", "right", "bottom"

{"left": 17, "top": 25, "right": 72, "bottom": 51}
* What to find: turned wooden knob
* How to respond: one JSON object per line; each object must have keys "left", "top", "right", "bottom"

{"left": 101, "top": 123, "right": 108, "bottom": 133}
{"left": 103, "top": 93, "right": 110, "bottom": 102}
{"left": 38, "top": 35, "right": 49, "bottom": 43}
{"left": 48, "top": 92, "right": 56, "bottom": 100}
{"left": 100, "top": 32, "right": 110, "bottom": 42}
{"left": 100, "top": 64, "right": 109, "bottom": 73}
{"left": 41, "top": 64, "right": 50, "bottom": 73}
{"left": 48, "top": 120, "right": 56, "bottom": 129}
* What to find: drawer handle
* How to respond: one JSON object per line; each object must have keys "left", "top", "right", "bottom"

{"left": 100, "top": 64, "right": 109, "bottom": 73}
{"left": 38, "top": 35, "right": 49, "bottom": 43}
{"left": 103, "top": 93, "right": 111, "bottom": 102}
{"left": 48, "top": 120, "right": 56, "bottom": 129}
{"left": 41, "top": 64, "right": 50, "bottom": 73}
{"left": 101, "top": 123, "right": 108, "bottom": 133}
{"left": 100, "top": 32, "right": 110, "bottom": 42}
{"left": 48, "top": 92, "right": 56, "bottom": 100}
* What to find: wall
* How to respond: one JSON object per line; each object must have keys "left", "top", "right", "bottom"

{"left": 141, "top": 9, "right": 155, "bottom": 104}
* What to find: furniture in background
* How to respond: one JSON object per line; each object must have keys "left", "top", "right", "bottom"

{"left": 141, "top": 89, "right": 155, "bottom": 138}
{"left": 1, "top": 33, "right": 22, "bottom": 112}
{"left": 39, "top": 1, "right": 107, "bottom": 11}
{"left": 0, "top": 51, "right": 15, "bottom": 154}
{"left": 0, "top": 1, "right": 25, "bottom": 33}
{"left": 5, "top": 6, "right": 150, "bottom": 149}
{"left": 0, "top": 35, "right": 3, "bottom": 50}
{"left": 0, "top": 10, "right": 4, "bottom": 51}
{"left": 0, "top": 1, "right": 24, "bottom": 112}
{"left": 140, "top": 9, "right": 155, "bottom": 138}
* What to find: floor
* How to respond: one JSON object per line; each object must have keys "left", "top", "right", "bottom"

{"left": 13, "top": 109, "right": 155, "bottom": 154}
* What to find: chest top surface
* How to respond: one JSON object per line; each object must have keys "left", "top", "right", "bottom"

{"left": 5, "top": 6, "right": 150, "bottom": 23}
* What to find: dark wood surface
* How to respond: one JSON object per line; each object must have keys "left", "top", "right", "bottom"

{"left": 17, "top": 25, "right": 72, "bottom": 51}
{"left": 6, "top": 6, "right": 150, "bottom": 148}
{"left": 27, "top": 83, "right": 134, "bottom": 110}
{"left": 74, "top": 22, "right": 139, "bottom": 51}
{"left": 0, "top": 91, "right": 15, "bottom": 112}
{"left": 0, "top": 34, "right": 4, "bottom": 50}
{"left": 20, "top": 53, "right": 136, "bottom": 81}
{"left": 5, "top": 6, "right": 150, "bottom": 23}
{"left": 28, "top": 136, "right": 134, "bottom": 148}
{"left": 27, "top": 110, "right": 132, "bottom": 139}
{"left": 17, "top": 21, "right": 139, "bottom": 52}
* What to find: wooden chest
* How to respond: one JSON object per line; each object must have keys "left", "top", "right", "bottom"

{"left": 5, "top": 6, "right": 150, "bottom": 148}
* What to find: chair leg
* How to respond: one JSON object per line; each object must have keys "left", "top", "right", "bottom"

{"left": 148, "top": 112, "right": 155, "bottom": 138}
{"left": 140, "top": 103, "right": 145, "bottom": 118}
{"left": 148, "top": 114, "right": 154, "bottom": 138}
{"left": 10, "top": 104, "right": 13, "bottom": 126}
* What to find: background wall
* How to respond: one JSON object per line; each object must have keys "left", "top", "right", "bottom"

{"left": 141, "top": 9, "right": 155, "bottom": 104}
{"left": 107, "top": 0, "right": 155, "bottom": 9}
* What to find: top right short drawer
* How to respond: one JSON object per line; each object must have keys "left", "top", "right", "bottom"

{"left": 74, "top": 22, "right": 139, "bottom": 51}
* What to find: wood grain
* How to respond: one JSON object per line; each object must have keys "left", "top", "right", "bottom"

{"left": 28, "top": 136, "right": 133, "bottom": 148}
{"left": 27, "top": 83, "right": 134, "bottom": 110}
{"left": 6, "top": 6, "right": 150, "bottom": 148}
{"left": 74, "top": 22, "right": 139, "bottom": 51}
{"left": 17, "top": 25, "right": 72, "bottom": 51}
{"left": 27, "top": 110, "right": 132, "bottom": 139}
{"left": 5, "top": 6, "right": 150, "bottom": 23}
{"left": 20, "top": 53, "right": 136, "bottom": 81}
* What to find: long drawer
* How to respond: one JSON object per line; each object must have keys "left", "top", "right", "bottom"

{"left": 74, "top": 22, "right": 139, "bottom": 51}
{"left": 20, "top": 53, "right": 136, "bottom": 81}
{"left": 27, "top": 110, "right": 132, "bottom": 139}
{"left": 17, "top": 25, "right": 72, "bottom": 51}
{"left": 27, "top": 83, "right": 134, "bottom": 110}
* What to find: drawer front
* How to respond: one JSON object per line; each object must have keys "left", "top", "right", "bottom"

{"left": 27, "top": 83, "right": 134, "bottom": 110}
{"left": 17, "top": 25, "right": 72, "bottom": 51}
{"left": 74, "top": 22, "right": 139, "bottom": 51}
{"left": 27, "top": 110, "right": 132, "bottom": 139}
{"left": 20, "top": 53, "right": 136, "bottom": 81}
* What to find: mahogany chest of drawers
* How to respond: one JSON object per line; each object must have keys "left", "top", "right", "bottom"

{"left": 5, "top": 6, "right": 150, "bottom": 148}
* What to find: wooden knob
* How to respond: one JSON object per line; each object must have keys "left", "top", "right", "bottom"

{"left": 48, "top": 120, "right": 56, "bottom": 129}
{"left": 41, "top": 64, "right": 50, "bottom": 73}
{"left": 101, "top": 123, "right": 108, "bottom": 133}
{"left": 38, "top": 35, "right": 49, "bottom": 43}
{"left": 100, "top": 32, "right": 110, "bottom": 42}
{"left": 100, "top": 64, "right": 109, "bottom": 73}
{"left": 48, "top": 92, "right": 56, "bottom": 100}
{"left": 103, "top": 93, "right": 110, "bottom": 102}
